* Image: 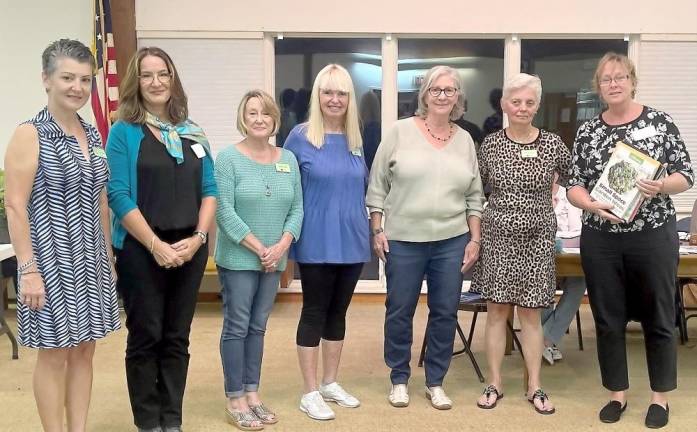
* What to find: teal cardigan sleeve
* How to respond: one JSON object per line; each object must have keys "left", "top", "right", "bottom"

{"left": 106, "top": 121, "right": 140, "bottom": 220}
{"left": 202, "top": 151, "right": 218, "bottom": 198}
{"left": 282, "top": 151, "right": 303, "bottom": 241}
{"left": 214, "top": 150, "right": 252, "bottom": 244}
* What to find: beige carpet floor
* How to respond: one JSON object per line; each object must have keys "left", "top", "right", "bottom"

{"left": 1, "top": 300, "right": 696, "bottom": 431}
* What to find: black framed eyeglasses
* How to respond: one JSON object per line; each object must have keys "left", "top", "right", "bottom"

{"left": 427, "top": 87, "right": 458, "bottom": 98}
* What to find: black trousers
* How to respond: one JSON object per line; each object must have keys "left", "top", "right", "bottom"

{"left": 116, "top": 230, "right": 207, "bottom": 429}
{"left": 296, "top": 263, "right": 363, "bottom": 347}
{"left": 580, "top": 218, "right": 678, "bottom": 392}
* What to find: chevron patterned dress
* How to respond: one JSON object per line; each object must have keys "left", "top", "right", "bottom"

{"left": 16, "top": 108, "right": 120, "bottom": 348}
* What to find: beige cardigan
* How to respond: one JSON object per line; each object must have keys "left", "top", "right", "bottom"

{"left": 366, "top": 117, "right": 484, "bottom": 242}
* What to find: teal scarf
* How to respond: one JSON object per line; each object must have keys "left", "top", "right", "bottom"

{"left": 145, "top": 112, "right": 211, "bottom": 164}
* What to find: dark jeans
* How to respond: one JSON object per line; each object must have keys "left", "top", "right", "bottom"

{"left": 384, "top": 233, "right": 468, "bottom": 387}
{"left": 296, "top": 263, "right": 363, "bottom": 347}
{"left": 116, "top": 231, "right": 207, "bottom": 429}
{"left": 580, "top": 219, "right": 678, "bottom": 392}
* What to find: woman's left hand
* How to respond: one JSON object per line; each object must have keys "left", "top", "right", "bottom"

{"left": 636, "top": 177, "right": 665, "bottom": 199}
{"left": 260, "top": 242, "right": 289, "bottom": 272}
{"left": 461, "top": 240, "right": 480, "bottom": 273}
{"left": 172, "top": 236, "right": 203, "bottom": 264}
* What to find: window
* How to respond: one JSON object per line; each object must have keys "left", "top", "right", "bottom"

{"left": 520, "top": 39, "right": 628, "bottom": 148}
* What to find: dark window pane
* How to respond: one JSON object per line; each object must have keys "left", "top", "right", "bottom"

{"left": 521, "top": 39, "right": 628, "bottom": 147}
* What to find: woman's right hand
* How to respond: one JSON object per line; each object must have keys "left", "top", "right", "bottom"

{"left": 587, "top": 200, "right": 623, "bottom": 224}
{"left": 373, "top": 232, "right": 390, "bottom": 262}
{"left": 152, "top": 238, "right": 185, "bottom": 268}
{"left": 20, "top": 272, "right": 46, "bottom": 311}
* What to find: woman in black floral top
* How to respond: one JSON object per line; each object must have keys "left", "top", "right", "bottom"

{"left": 568, "top": 52, "right": 693, "bottom": 429}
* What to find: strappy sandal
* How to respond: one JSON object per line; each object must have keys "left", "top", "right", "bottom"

{"left": 249, "top": 404, "right": 278, "bottom": 425}
{"left": 477, "top": 384, "right": 504, "bottom": 409}
{"left": 527, "top": 389, "right": 555, "bottom": 415}
{"left": 225, "top": 408, "right": 264, "bottom": 431}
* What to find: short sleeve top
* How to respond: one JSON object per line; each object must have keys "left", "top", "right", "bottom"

{"left": 568, "top": 106, "right": 693, "bottom": 233}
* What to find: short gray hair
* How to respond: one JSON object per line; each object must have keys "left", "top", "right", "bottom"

{"left": 42, "top": 39, "right": 95, "bottom": 75}
{"left": 502, "top": 73, "right": 542, "bottom": 104}
{"left": 416, "top": 65, "right": 466, "bottom": 121}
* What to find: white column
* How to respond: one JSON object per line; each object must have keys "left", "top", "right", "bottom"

{"left": 381, "top": 35, "right": 398, "bottom": 138}
{"left": 502, "top": 35, "right": 521, "bottom": 128}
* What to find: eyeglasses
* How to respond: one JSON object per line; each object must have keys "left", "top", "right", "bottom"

{"left": 599, "top": 75, "right": 629, "bottom": 87}
{"left": 320, "top": 89, "right": 349, "bottom": 99}
{"left": 428, "top": 87, "right": 458, "bottom": 98}
{"left": 138, "top": 71, "right": 172, "bottom": 84}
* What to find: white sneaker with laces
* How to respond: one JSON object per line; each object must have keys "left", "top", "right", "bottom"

{"left": 320, "top": 382, "right": 360, "bottom": 408}
{"left": 551, "top": 345, "right": 563, "bottom": 361}
{"left": 542, "top": 346, "right": 555, "bottom": 365}
{"left": 389, "top": 384, "right": 409, "bottom": 407}
{"left": 300, "top": 390, "right": 335, "bottom": 420}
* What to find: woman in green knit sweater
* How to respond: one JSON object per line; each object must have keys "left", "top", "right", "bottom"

{"left": 214, "top": 90, "right": 303, "bottom": 430}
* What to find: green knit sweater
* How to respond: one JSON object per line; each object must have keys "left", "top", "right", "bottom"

{"left": 214, "top": 145, "right": 303, "bottom": 271}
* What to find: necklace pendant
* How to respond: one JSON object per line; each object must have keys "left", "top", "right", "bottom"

{"left": 265, "top": 186, "right": 271, "bottom": 197}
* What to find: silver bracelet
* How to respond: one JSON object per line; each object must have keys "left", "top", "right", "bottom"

{"left": 17, "top": 257, "right": 36, "bottom": 273}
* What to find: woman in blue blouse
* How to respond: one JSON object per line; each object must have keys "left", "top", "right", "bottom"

{"left": 107, "top": 47, "right": 217, "bottom": 432}
{"left": 284, "top": 64, "right": 370, "bottom": 421}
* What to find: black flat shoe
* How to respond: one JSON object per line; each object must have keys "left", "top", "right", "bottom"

{"left": 599, "top": 400, "right": 627, "bottom": 423}
{"left": 645, "top": 403, "right": 669, "bottom": 429}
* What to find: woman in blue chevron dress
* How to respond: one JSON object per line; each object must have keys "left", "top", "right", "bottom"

{"left": 4, "top": 39, "right": 120, "bottom": 431}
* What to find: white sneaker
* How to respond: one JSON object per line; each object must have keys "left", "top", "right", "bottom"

{"left": 551, "top": 345, "right": 563, "bottom": 361}
{"left": 425, "top": 386, "right": 452, "bottom": 410}
{"left": 320, "top": 382, "right": 361, "bottom": 408}
{"left": 388, "top": 384, "right": 409, "bottom": 407}
{"left": 542, "top": 346, "right": 555, "bottom": 365}
{"left": 300, "top": 391, "right": 335, "bottom": 420}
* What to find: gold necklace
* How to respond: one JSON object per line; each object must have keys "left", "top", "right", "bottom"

{"left": 508, "top": 128, "right": 536, "bottom": 143}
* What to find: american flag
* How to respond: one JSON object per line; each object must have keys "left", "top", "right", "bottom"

{"left": 91, "top": 0, "right": 119, "bottom": 143}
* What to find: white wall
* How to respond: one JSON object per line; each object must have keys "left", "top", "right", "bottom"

{"left": 0, "top": 0, "right": 93, "bottom": 167}
{"left": 136, "top": 0, "right": 697, "bottom": 35}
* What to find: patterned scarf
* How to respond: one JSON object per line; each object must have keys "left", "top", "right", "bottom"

{"left": 145, "top": 112, "right": 212, "bottom": 164}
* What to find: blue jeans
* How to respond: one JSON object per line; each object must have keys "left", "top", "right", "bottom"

{"left": 384, "top": 233, "right": 468, "bottom": 387}
{"left": 218, "top": 267, "right": 280, "bottom": 398}
{"left": 541, "top": 277, "right": 586, "bottom": 345}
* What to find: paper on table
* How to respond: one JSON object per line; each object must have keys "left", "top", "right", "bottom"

{"left": 679, "top": 246, "right": 697, "bottom": 255}
{"left": 561, "top": 247, "right": 581, "bottom": 254}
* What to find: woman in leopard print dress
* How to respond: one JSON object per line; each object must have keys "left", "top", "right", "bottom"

{"left": 471, "top": 73, "right": 570, "bottom": 415}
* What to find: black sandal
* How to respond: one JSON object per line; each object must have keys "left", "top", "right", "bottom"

{"left": 528, "top": 389, "right": 555, "bottom": 415}
{"left": 477, "top": 384, "right": 504, "bottom": 409}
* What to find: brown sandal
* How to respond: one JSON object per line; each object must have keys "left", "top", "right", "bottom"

{"left": 527, "top": 389, "right": 555, "bottom": 415}
{"left": 477, "top": 384, "right": 504, "bottom": 409}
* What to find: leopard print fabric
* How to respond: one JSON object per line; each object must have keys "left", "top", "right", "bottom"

{"left": 471, "top": 129, "right": 571, "bottom": 308}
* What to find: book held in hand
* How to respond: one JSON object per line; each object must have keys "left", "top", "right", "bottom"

{"left": 590, "top": 141, "right": 666, "bottom": 223}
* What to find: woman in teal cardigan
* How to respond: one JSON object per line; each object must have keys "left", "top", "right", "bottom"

{"left": 215, "top": 90, "right": 303, "bottom": 430}
{"left": 106, "top": 47, "right": 217, "bottom": 432}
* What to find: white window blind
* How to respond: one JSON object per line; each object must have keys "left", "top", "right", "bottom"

{"left": 638, "top": 41, "right": 697, "bottom": 214}
{"left": 138, "top": 38, "right": 264, "bottom": 158}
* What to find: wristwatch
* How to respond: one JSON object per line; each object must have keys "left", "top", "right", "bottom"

{"left": 372, "top": 227, "right": 384, "bottom": 235}
{"left": 193, "top": 230, "right": 208, "bottom": 244}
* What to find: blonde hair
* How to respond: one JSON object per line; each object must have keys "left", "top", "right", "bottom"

{"left": 592, "top": 52, "right": 638, "bottom": 99}
{"left": 415, "top": 65, "right": 465, "bottom": 121}
{"left": 502, "top": 73, "right": 542, "bottom": 104}
{"left": 236, "top": 89, "right": 281, "bottom": 137}
{"left": 305, "top": 64, "right": 362, "bottom": 151}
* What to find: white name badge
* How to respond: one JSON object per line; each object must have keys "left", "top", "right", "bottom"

{"left": 191, "top": 144, "right": 206, "bottom": 158}
{"left": 631, "top": 125, "right": 658, "bottom": 141}
{"left": 521, "top": 149, "right": 538, "bottom": 158}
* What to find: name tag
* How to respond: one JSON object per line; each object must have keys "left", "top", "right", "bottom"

{"left": 351, "top": 149, "right": 362, "bottom": 157}
{"left": 191, "top": 144, "right": 206, "bottom": 159}
{"left": 92, "top": 146, "right": 107, "bottom": 158}
{"left": 631, "top": 125, "right": 658, "bottom": 141}
{"left": 275, "top": 163, "right": 291, "bottom": 173}
{"left": 521, "top": 149, "right": 538, "bottom": 158}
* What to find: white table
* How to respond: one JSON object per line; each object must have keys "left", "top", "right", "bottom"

{"left": 0, "top": 243, "right": 18, "bottom": 359}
